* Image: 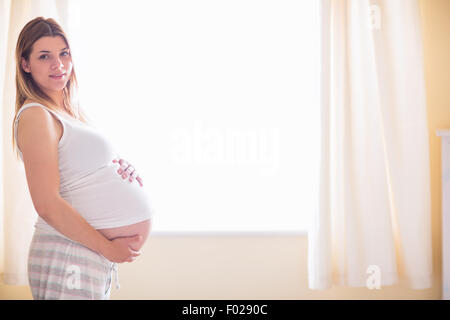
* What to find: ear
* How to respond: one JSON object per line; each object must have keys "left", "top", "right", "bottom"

{"left": 21, "top": 57, "right": 31, "bottom": 73}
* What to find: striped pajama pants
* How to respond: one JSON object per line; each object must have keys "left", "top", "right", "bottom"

{"left": 27, "top": 227, "right": 120, "bottom": 300}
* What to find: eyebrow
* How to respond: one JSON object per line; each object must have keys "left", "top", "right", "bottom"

{"left": 38, "top": 47, "right": 69, "bottom": 53}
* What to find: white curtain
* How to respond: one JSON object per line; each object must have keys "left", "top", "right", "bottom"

{"left": 308, "top": 0, "right": 433, "bottom": 290}
{"left": 0, "top": 0, "right": 74, "bottom": 285}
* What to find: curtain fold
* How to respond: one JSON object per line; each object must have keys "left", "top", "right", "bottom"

{"left": 308, "top": 0, "right": 433, "bottom": 290}
{"left": 0, "top": 0, "right": 72, "bottom": 285}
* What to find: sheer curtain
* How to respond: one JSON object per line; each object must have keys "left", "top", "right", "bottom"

{"left": 0, "top": 0, "right": 74, "bottom": 285}
{"left": 308, "top": 0, "right": 433, "bottom": 290}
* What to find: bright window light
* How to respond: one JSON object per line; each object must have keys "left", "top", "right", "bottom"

{"left": 68, "top": 0, "right": 321, "bottom": 234}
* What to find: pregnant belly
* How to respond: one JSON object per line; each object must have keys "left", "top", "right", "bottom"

{"left": 96, "top": 219, "right": 152, "bottom": 252}
{"left": 61, "top": 162, "right": 155, "bottom": 252}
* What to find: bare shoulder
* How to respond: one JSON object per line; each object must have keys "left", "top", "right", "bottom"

{"left": 16, "top": 103, "right": 63, "bottom": 151}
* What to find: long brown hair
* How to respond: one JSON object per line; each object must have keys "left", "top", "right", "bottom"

{"left": 12, "top": 16, "right": 90, "bottom": 160}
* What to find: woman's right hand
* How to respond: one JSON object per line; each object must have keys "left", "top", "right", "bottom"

{"left": 103, "top": 235, "right": 142, "bottom": 263}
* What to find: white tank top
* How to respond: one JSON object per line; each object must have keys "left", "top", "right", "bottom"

{"left": 14, "top": 102, "right": 154, "bottom": 231}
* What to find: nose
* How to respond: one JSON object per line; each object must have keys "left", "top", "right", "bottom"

{"left": 50, "top": 56, "right": 64, "bottom": 71}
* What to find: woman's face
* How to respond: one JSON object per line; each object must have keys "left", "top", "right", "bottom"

{"left": 21, "top": 35, "right": 73, "bottom": 97}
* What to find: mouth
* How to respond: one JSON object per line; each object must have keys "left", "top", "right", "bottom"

{"left": 49, "top": 73, "right": 66, "bottom": 80}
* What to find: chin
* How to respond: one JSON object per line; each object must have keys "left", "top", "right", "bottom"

{"left": 46, "top": 83, "right": 69, "bottom": 91}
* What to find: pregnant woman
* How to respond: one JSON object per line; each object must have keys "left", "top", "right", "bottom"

{"left": 12, "top": 17, "right": 154, "bottom": 299}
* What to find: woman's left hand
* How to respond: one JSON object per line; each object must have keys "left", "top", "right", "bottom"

{"left": 112, "top": 158, "right": 144, "bottom": 187}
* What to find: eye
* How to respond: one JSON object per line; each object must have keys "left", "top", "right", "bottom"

{"left": 38, "top": 51, "right": 69, "bottom": 60}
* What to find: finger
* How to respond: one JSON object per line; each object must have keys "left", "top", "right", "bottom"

{"left": 131, "top": 251, "right": 141, "bottom": 257}
{"left": 129, "top": 253, "right": 140, "bottom": 260}
{"left": 123, "top": 165, "right": 135, "bottom": 179}
{"left": 129, "top": 170, "right": 137, "bottom": 182}
{"left": 125, "top": 253, "right": 137, "bottom": 262}
{"left": 118, "top": 159, "right": 129, "bottom": 168}
{"left": 113, "top": 156, "right": 124, "bottom": 165}
{"left": 118, "top": 162, "right": 129, "bottom": 175}
{"left": 129, "top": 170, "right": 137, "bottom": 178}
{"left": 136, "top": 176, "right": 144, "bottom": 187}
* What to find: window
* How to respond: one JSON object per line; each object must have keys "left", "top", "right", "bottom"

{"left": 69, "top": 0, "right": 321, "bottom": 233}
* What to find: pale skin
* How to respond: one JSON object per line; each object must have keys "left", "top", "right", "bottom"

{"left": 19, "top": 35, "right": 149, "bottom": 262}
{"left": 112, "top": 158, "right": 144, "bottom": 187}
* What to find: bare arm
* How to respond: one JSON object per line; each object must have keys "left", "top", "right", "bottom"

{"left": 39, "top": 194, "right": 115, "bottom": 257}
{"left": 17, "top": 107, "right": 140, "bottom": 263}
